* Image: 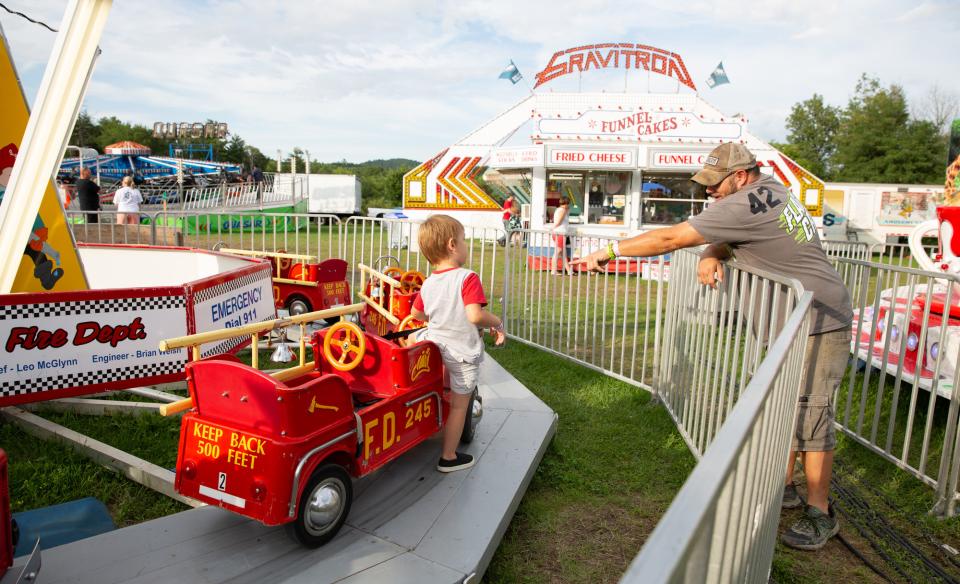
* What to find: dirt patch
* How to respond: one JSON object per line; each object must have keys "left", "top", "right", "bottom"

{"left": 489, "top": 493, "right": 667, "bottom": 584}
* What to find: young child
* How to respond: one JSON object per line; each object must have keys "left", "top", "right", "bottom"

{"left": 410, "top": 215, "right": 506, "bottom": 472}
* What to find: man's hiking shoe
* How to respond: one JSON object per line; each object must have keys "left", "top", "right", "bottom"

{"left": 782, "top": 483, "right": 803, "bottom": 509}
{"left": 437, "top": 452, "right": 474, "bottom": 473}
{"left": 781, "top": 504, "right": 839, "bottom": 550}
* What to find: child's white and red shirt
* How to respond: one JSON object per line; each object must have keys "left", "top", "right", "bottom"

{"left": 413, "top": 267, "right": 487, "bottom": 364}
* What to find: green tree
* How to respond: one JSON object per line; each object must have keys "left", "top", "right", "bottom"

{"left": 833, "top": 75, "right": 945, "bottom": 183}
{"left": 93, "top": 116, "right": 128, "bottom": 151}
{"left": 221, "top": 134, "right": 248, "bottom": 165}
{"left": 774, "top": 94, "right": 840, "bottom": 178}
{"left": 69, "top": 110, "right": 97, "bottom": 148}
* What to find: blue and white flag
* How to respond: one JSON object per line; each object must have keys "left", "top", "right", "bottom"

{"left": 706, "top": 62, "right": 730, "bottom": 88}
{"left": 498, "top": 60, "right": 523, "bottom": 85}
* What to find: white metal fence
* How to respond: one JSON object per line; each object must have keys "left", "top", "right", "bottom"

{"left": 501, "top": 229, "right": 666, "bottom": 388}
{"left": 656, "top": 250, "right": 809, "bottom": 456}
{"left": 822, "top": 238, "right": 939, "bottom": 270}
{"left": 827, "top": 253, "right": 960, "bottom": 517}
{"left": 65, "top": 173, "right": 306, "bottom": 212}
{"left": 623, "top": 281, "right": 812, "bottom": 583}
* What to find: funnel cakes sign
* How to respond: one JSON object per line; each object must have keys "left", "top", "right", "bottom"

{"left": 538, "top": 109, "right": 743, "bottom": 142}
{"left": 534, "top": 43, "right": 696, "bottom": 90}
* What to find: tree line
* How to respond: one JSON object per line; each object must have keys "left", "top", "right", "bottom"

{"left": 773, "top": 75, "right": 958, "bottom": 184}
{"left": 68, "top": 113, "right": 419, "bottom": 210}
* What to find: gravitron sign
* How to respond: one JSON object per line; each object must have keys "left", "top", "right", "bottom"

{"left": 153, "top": 122, "right": 229, "bottom": 140}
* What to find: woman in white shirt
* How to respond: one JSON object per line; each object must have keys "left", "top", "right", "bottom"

{"left": 113, "top": 175, "right": 143, "bottom": 225}
{"left": 551, "top": 196, "right": 573, "bottom": 275}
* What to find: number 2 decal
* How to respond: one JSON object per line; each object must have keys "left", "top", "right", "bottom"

{"left": 747, "top": 186, "right": 783, "bottom": 215}
{"left": 218, "top": 472, "right": 227, "bottom": 491}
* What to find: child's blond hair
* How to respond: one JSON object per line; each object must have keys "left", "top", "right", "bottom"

{"left": 418, "top": 214, "right": 464, "bottom": 265}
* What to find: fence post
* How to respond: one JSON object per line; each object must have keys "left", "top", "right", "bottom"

{"left": 931, "top": 357, "right": 960, "bottom": 517}
{"left": 502, "top": 229, "right": 512, "bottom": 327}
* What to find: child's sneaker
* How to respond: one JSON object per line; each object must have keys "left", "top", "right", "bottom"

{"left": 437, "top": 452, "right": 475, "bottom": 473}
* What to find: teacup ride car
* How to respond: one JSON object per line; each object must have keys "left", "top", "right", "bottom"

{"left": 216, "top": 248, "right": 350, "bottom": 320}
{"left": 158, "top": 302, "right": 481, "bottom": 547}
{"left": 851, "top": 206, "right": 960, "bottom": 396}
{"left": 358, "top": 257, "right": 426, "bottom": 337}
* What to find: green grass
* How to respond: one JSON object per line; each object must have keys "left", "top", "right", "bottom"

{"left": 1, "top": 348, "right": 294, "bottom": 525}
{"left": 483, "top": 340, "right": 694, "bottom": 583}
{"left": 1, "top": 412, "right": 186, "bottom": 527}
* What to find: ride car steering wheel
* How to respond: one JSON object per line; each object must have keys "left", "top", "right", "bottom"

{"left": 323, "top": 322, "right": 367, "bottom": 372}
{"left": 276, "top": 249, "right": 292, "bottom": 272}
{"left": 384, "top": 266, "right": 404, "bottom": 282}
{"left": 400, "top": 270, "right": 425, "bottom": 293}
{"left": 374, "top": 255, "right": 401, "bottom": 272}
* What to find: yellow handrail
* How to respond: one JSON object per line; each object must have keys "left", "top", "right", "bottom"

{"left": 159, "top": 397, "right": 193, "bottom": 417}
{"left": 217, "top": 248, "right": 317, "bottom": 263}
{"left": 272, "top": 277, "right": 319, "bottom": 287}
{"left": 159, "top": 302, "right": 363, "bottom": 352}
{"left": 358, "top": 263, "right": 402, "bottom": 326}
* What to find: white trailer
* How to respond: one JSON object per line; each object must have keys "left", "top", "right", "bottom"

{"left": 822, "top": 181, "right": 944, "bottom": 244}
{"left": 306, "top": 174, "right": 361, "bottom": 216}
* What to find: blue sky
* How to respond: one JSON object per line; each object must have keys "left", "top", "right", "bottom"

{"left": 2, "top": 0, "right": 958, "bottom": 163}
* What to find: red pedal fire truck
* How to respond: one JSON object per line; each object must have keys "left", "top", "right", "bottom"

{"left": 160, "top": 302, "right": 480, "bottom": 547}
{"left": 218, "top": 248, "right": 351, "bottom": 318}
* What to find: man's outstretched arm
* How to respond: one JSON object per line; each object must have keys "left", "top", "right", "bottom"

{"left": 571, "top": 222, "right": 707, "bottom": 272}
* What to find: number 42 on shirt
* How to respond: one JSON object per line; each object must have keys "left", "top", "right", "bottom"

{"left": 747, "top": 186, "right": 782, "bottom": 215}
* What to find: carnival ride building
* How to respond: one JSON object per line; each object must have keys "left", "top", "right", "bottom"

{"left": 402, "top": 44, "right": 827, "bottom": 243}
{"left": 58, "top": 140, "right": 241, "bottom": 188}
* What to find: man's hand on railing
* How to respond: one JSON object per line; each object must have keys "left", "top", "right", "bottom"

{"left": 697, "top": 257, "right": 724, "bottom": 288}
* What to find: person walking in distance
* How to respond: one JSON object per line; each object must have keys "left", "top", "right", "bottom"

{"left": 113, "top": 175, "right": 144, "bottom": 225}
{"left": 551, "top": 196, "right": 573, "bottom": 276}
{"left": 75, "top": 167, "right": 101, "bottom": 223}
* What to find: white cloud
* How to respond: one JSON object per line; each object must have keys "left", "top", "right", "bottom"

{"left": 1, "top": 0, "right": 958, "bottom": 161}
{"left": 792, "top": 26, "right": 827, "bottom": 40}
{"left": 895, "top": 1, "right": 943, "bottom": 22}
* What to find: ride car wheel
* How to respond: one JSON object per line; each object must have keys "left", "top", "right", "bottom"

{"left": 288, "top": 464, "right": 352, "bottom": 548}
{"left": 288, "top": 297, "right": 311, "bottom": 316}
{"left": 460, "top": 389, "right": 482, "bottom": 444}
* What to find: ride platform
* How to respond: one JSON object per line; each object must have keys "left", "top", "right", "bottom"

{"left": 7, "top": 356, "right": 556, "bottom": 584}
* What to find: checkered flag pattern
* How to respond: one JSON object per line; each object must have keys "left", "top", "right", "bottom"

{"left": 192, "top": 269, "right": 270, "bottom": 304}
{"left": 0, "top": 360, "right": 187, "bottom": 398}
{"left": 200, "top": 314, "right": 274, "bottom": 358}
{"left": 0, "top": 296, "right": 184, "bottom": 320}
{"left": 203, "top": 337, "right": 245, "bottom": 358}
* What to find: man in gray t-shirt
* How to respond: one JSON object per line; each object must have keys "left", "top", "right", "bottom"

{"left": 574, "top": 143, "right": 852, "bottom": 551}
{"left": 688, "top": 172, "right": 852, "bottom": 335}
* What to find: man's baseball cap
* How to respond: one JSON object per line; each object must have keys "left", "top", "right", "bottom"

{"left": 691, "top": 143, "right": 757, "bottom": 187}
